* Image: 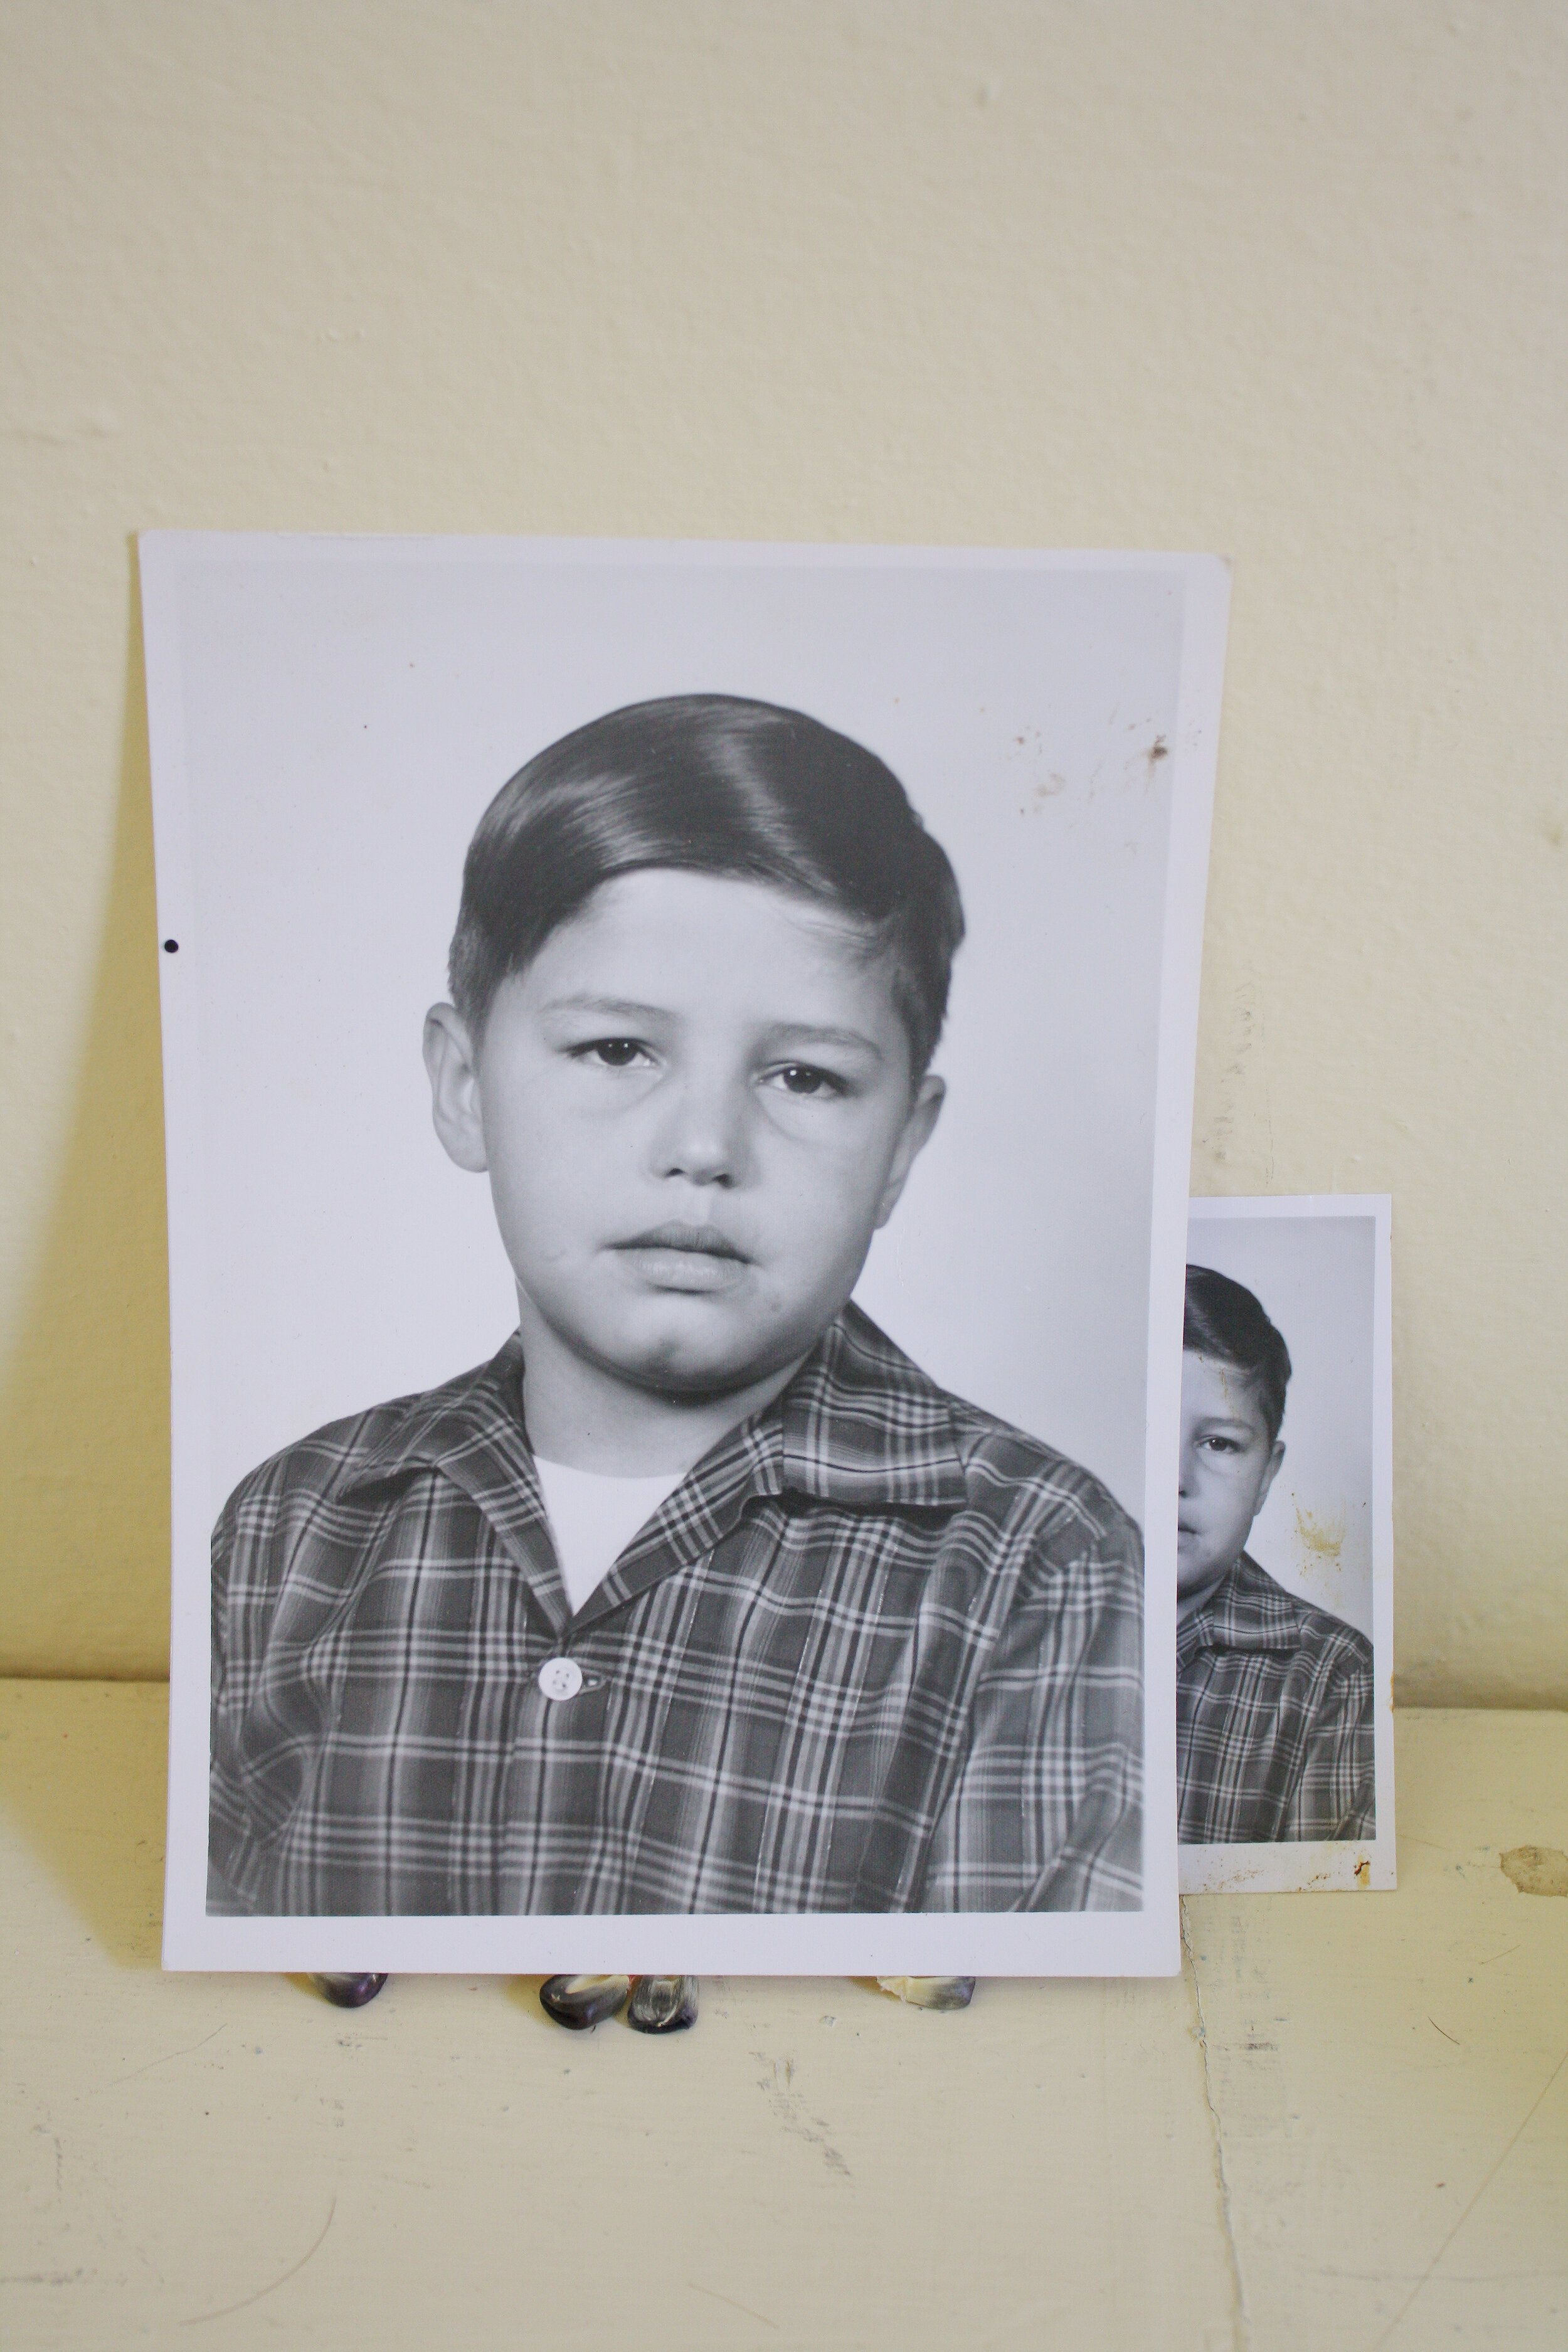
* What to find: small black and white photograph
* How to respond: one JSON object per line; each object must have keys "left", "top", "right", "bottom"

{"left": 1179, "top": 1196, "right": 1394, "bottom": 1892}
{"left": 142, "top": 536, "right": 1227, "bottom": 1976}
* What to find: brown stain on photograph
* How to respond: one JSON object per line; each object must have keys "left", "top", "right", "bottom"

{"left": 1292, "top": 1501, "right": 1346, "bottom": 1577}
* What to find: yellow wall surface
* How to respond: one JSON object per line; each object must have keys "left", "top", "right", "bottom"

{"left": 2, "top": 1, "right": 1564, "bottom": 1700}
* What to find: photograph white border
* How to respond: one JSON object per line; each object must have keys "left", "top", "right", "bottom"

{"left": 1179, "top": 1194, "right": 1396, "bottom": 1895}
{"left": 142, "top": 535, "right": 1230, "bottom": 1974}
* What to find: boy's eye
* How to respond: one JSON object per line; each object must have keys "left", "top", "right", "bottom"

{"left": 767, "top": 1064, "right": 846, "bottom": 1098}
{"left": 576, "top": 1038, "right": 652, "bottom": 1070}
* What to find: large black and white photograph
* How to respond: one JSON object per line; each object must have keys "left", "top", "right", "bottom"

{"left": 143, "top": 537, "right": 1227, "bottom": 1975}
{"left": 1179, "top": 1196, "right": 1395, "bottom": 1893}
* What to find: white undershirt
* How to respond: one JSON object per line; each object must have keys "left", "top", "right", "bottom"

{"left": 532, "top": 1456, "right": 686, "bottom": 1617}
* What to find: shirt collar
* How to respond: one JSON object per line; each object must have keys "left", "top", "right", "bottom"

{"left": 329, "top": 1332, "right": 546, "bottom": 1557}
{"left": 331, "top": 1301, "right": 970, "bottom": 1528}
{"left": 1177, "top": 1553, "right": 1306, "bottom": 1661}
{"left": 772, "top": 1303, "right": 970, "bottom": 1512}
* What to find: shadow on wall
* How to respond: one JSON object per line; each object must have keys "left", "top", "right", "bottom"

{"left": 0, "top": 1680, "right": 168, "bottom": 1967}
{"left": 0, "top": 552, "right": 171, "bottom": 1677}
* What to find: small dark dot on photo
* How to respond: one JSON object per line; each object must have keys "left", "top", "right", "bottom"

{"left": 162, "top": 938, "right": 179, "bottom": 953}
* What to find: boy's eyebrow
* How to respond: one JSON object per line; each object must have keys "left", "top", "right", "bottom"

{"left": 763, "top": 1022, "right": 886, "bottom": 1061}
{"left": 538, "top": 996, "right": 886, "bottom": 1059}
{"left": 538, "top": 993, "right": 675, "bottom": 1022}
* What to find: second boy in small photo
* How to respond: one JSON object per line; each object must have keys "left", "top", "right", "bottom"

{"left": 1176, "top": 1263, "right": 1375, "bottom": 1845}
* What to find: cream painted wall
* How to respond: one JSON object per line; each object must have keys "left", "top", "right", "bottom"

{"left": 2, "top": 1, "right": 1564, "bottom": 1700}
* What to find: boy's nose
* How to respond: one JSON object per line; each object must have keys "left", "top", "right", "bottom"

{"left": 650, "top": 1077, "right": 751, "bottom": 1187}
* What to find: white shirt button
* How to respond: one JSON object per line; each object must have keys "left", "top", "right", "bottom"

{"left": 537, "top": 1656, "right": 584, "bottom": 1702}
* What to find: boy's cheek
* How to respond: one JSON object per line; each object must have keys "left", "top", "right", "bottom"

{"left": 795, "top": 1129, "right": 904, "bottom": 1207}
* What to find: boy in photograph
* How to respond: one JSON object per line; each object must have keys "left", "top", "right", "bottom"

{"left": 1177, "top": 1265, "right": 1375, "bottom": 1843}
{"left": 208, "top": 694, "right": 1143, "bottom": 1917}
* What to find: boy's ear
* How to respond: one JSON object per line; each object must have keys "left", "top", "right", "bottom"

{"left": 423, "top": 1004, "right": 489, "bottom": 1173}
{"left": 1253, "top": 1438, "right": 1286, "bottom": 1520}
{"left": 873, "top": 1073, "right": 945, "bottom": 1231}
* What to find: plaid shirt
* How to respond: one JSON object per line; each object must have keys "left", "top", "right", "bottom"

{"left": 209, "top": 1304, "right": 1143, "bottom": 1917}
{"left": 1176, "top": 1553, "right": 1375, "bottom": 1844}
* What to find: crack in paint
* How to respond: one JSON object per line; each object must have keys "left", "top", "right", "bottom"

{"left": 1181, "top": 1900, "right": 1250, "bottom": 2352}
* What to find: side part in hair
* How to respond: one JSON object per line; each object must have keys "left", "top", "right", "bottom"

{"left": 1184, "top": 1264, "right": 1293, "bottom": 1444}
{"left": 447, "top": 694, "right": 965, "bottom": 1076}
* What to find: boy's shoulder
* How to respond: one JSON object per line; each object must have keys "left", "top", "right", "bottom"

{"left": 216, "top": 1337, "right": 525, "bottom": 1535}
{"left": 1222, "top": 1554, "right": 1374, "bottom": 1680}
{"left": 820, "top": 1305, "right": 1141, "bottom": 1566}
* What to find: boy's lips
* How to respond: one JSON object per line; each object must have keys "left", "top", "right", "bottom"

{"left": 615, "top": 1221, "right": 750, "bottom": 1261}
{"left": 613, "top": 1221, "right": 752, "bottom": 1295}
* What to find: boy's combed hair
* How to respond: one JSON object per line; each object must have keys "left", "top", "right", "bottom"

{"left": 448, "top": 694, "right": 966, "bottom": 1076}
{"left": 1184, "top": 1265, "right": 1293, "bottom": 1445}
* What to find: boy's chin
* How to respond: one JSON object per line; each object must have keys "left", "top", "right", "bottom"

{"left": 1177, "top": 1545, "right": 1232, "bottom": 1596}
{"left": 618, "top": 1340, "right": 792, "bottom": 1401}
{"left": 603, "top": 1304, "right": 817, "bottom": 1400}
